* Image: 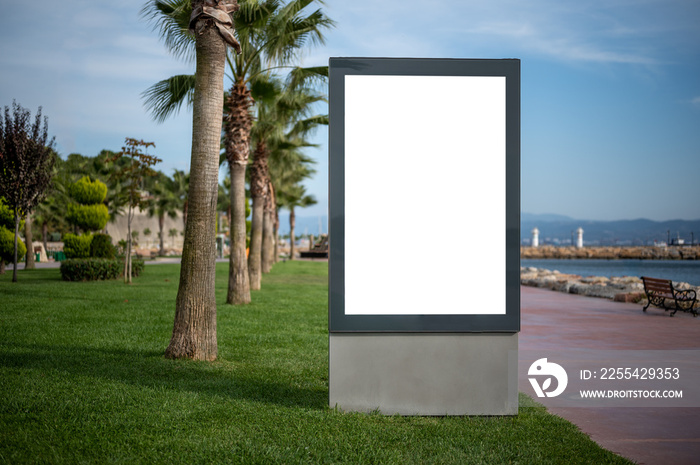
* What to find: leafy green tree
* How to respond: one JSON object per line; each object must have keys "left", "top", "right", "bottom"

{"left": 110, "top": 138, "right": 161, "bottom": 284}
{"left": 0, "top": 102, "right": 56, "bottom": 282}
{"left": 0, "top": 198, "right": 25, "bottom": 273}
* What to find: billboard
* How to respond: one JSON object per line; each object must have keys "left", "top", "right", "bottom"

{"left": 329, "top": 58, "right": 520, "bottom": 332}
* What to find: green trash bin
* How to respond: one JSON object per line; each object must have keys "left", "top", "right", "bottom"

{"left": 35, "top": 252, "right": 41, "bottom": 262}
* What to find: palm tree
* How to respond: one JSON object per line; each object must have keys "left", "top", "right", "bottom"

{"left": 249, "top": 70, "right": 327, "bottom": 276}
{"left": 146, "top": 172, "right": 180, "bottom": 255}
{"left": 142, "top": 0, "right": 333, "bottom": 304}
{"left": 163, "top": 0, "right": 242, "bottom": 361}
{"left": 278, "top": 183, "right": 316, "bottom": 260}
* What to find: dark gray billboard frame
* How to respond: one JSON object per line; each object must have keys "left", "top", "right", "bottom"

{"left": 329, "top": 57, "right": 520, "bottom": 333}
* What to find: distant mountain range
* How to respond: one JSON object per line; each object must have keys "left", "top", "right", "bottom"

{"left": 521, "top": 213, "right": 700, "bottom": 246}
{"left": 277, "top": 212, "right": 700, "bottom": 246}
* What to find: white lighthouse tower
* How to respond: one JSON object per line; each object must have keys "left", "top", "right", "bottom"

{"left": 531, "top": 227, "right": 539, "bottom": 248}
{"left": 576, "top": 227, "right": 584, "bottom": 248}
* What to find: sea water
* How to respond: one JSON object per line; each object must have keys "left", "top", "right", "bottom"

{"left": 521, "top": 258, "right": 700, "bottom": 287}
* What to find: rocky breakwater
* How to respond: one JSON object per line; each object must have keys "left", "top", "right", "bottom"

{"left": 521, "top": 245, "right": 700, "bottom": 260}
{"left": 520, "top": 267, "right": 700, "bottom": 308}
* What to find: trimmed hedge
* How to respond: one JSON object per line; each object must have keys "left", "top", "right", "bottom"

{"left": 60, "top": 258, "right": 121, "bottom": 281}
{"left": 63, "top": 233, "right": 92, "bottom": 259}
{"left": 66, "top": 204, "right": 109, "bottom": 232}
{"left": 59, "top": 258, "right": 146, "bottom": 281}
{"left": 70, "top": 176, "right": 107, "bottom": 205}
{"left": 90, "top": 233, "right": 116, "bottom": 259}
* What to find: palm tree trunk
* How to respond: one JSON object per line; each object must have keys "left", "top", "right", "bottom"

{"left": 262, "top": 203, "right": 274, "bottom": 272}
{"left": 262, "top": 180, "right": 275, "bottom": 272}
{"left": 248, "top": 141, "right": 267, "bottom": 290}
{"left": 166, "top": 16, "right": 226, "bottom": 361}
{"left": 289, "top": 207, "right": 296, "bottom": 261}
{"left": 224, "top": 79, "right": 253, "bottom": 305}
{"left": 24, "top": 213, "right": 35, "bottom": 269}
{"left": 228, "top": 162, "right": 251, "bottom": 303}
{"left": 248, "top": 196, "right": 263, "bottom": 289}
{"left": 42, "top": 221, "right": 48, "bottom": 256}
{"left": 158, "top": 214, "right": 165, "bottom": 256}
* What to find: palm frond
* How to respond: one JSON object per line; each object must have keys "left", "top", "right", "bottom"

{"left": 141, "top": 74, "right": 197, "bottom": 123}
{"left": 141, "top": 0, "right": 195, "bottom": 63}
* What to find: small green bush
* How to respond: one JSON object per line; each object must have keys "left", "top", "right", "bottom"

{"left": 90, "top": 233, "right": 115, "bottom": 259}
{"left": 70, "top": 176, "right": 107, "bottom": 205}
{"left": 0, "top": 225, "right": 27, "bottom": 263}
{"left": 66, "top": 204, "right": 109, "bottom": 232}
{"left": 63, "top": 233, "right": 92, "bottom": 259}
{"left": 0, "top": 198, "right": 24, "bottom": 231}
{"left": 130, "top": 259, "right": 145, "bottom": 277}
{"left": 60, "top": 258, "right": 122, "bottom": 281}
{"left": 59, "top": 257, "right": 146, "bottom": 281}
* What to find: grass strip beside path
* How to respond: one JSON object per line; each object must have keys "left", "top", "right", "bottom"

{"left": 0, "top": 262, "right": 632, "bottom": 464}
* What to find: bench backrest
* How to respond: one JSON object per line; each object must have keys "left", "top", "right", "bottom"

{"left": 641, "top": 276, "right": 673, "bottom": 294}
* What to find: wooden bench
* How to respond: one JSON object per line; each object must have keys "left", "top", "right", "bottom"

{"left": 641, "top": 276, "right": 697, "bottom": 317}
{"left": 300, "top": 236, "right": 328, "bottom": 259}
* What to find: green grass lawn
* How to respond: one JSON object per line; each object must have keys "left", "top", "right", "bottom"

{"left": 0, "top": 262, "right": 632, "bottom": 464}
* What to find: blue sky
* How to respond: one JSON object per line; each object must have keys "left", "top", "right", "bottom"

{"left": 1, "top": 0, "right": 699, "bottom": 221}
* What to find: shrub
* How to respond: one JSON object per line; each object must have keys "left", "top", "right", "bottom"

{"left": 0, "top": 225, "right": 27, "bottom": 263}
{"left": 59, "top": 257, "right": 146, "bottom": 281}
{"left": 63, "top": 233, "right": 92, "bottom": 259}
{"left": 60, "top": 258, "right": 122, "bottom": 281}
{"left": 70, "top": 176, "right": 107, "bottom": 205}
{"left": 131, "top": 259, "right": 145, "bottom": 277}
{"left": 0, "top": 197, "right": 24, "bottom": 231}
{"left": 66, "top": 204, "right": 109, "bottom": 232}
{"left": 90, "top": 233, "right": 115, "bottom": 259}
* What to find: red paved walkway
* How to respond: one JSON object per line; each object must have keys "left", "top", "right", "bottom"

{"left": 520, "top": 286, "right": 700, "bottom": 465}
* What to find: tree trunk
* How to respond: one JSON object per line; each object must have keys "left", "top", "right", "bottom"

{"left": 12, "top": 212, "right": 20, "bottom": 282}
{"left": 248, "top": 196, "right": 263, "bottom": 290}
{"left": 224, "top": 78, "right": 253, "bottom": 305}
{"left": 24, "top": 212, "right": 35, "bottom": 269}
{"left": 227, "top": 162, "right": 251, "bottom": 304}
{"left": 289, "top": 207, "right": 296, "bottom": 261}
{"left": 42, "top": 221, "right": 48, "bottom": 257}
{"left": 158, "top": 214, "right": 165, "bottom": 256}
{"left": 262, "top": 205, "right": 274, "bottom": 273}
{"left": 165, "top": 18, "right": 225, "bottom": 361}
{"left": 248, "top": 141, "right": 268, "bottom": 289}
{"left": 0, "top": 261, "right": 4, "bottom": 274}
{"left": 261, "top": 180, "right": 275, "bottom": 272}
{"left": 125, "top": 205, "right": 132, "bottom": 284}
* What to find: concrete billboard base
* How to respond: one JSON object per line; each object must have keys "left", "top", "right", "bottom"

{"left": 329, "top": 333, "right": 518, "bottom": 416}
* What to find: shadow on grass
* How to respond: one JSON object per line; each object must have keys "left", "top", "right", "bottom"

{"left": 0, "top": 342, "right": 327, "bottom": 411}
